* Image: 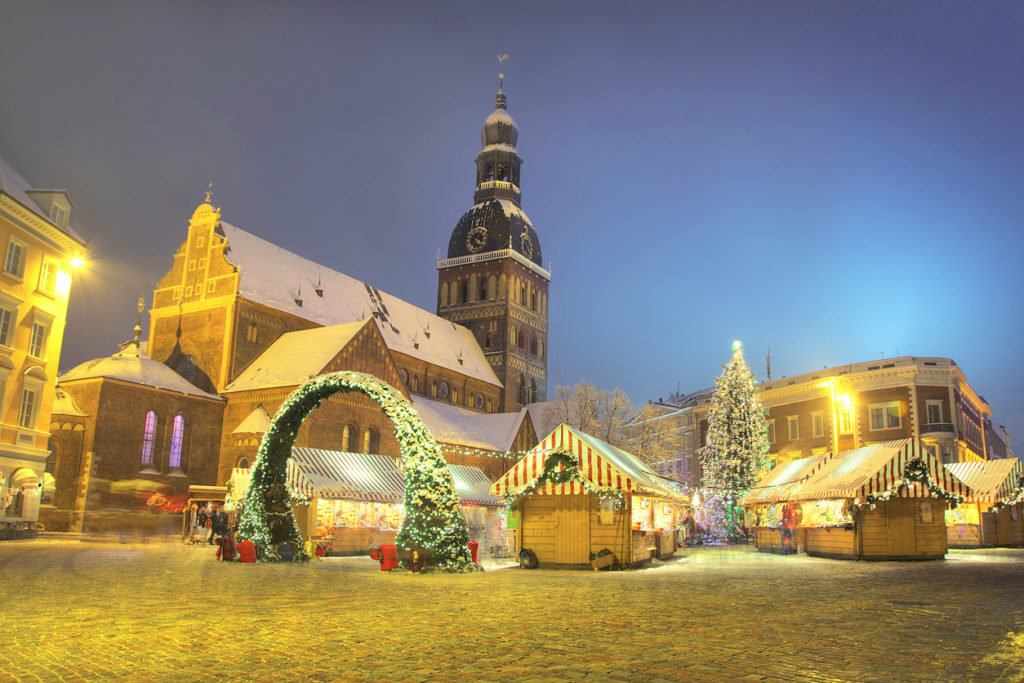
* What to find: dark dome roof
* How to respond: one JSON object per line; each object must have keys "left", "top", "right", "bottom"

{"left": 447, "top": 199, "right": 541, "bottom": 266}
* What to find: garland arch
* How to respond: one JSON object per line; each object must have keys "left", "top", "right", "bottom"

{"left": 237, "top": 370, "right": 473, "bottom": 570}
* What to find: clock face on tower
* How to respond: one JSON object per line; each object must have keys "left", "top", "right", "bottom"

{"left": 466, "top": 226, "right": 488, "bottom": 252}
{"left": 520, "top": 231, "right": 533, "bottom": 258}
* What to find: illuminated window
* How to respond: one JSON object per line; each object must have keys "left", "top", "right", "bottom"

{"left": 29, "top": 322, "right": 47, "bottom": 358}
{"left": 787, "top": 416, "right": 798, "bottom": 440}
{"left": 38, "top": 260, "right": 56, "bottom": 295}
{"left": 342, "top": 425, "right": 357, "bottom": 452}
{"left": 168, "top": 414, "right": 184, "bottom": 468}
{"left": 4, "top": 238, "right": 27, "bottom": 278}
{"left": 812, "top": 412, "right": 824, "bottom": 438}
{"left": 196, "top": 236, "right": 205, "bottom": 248}
{"left": 509, "top": 326, "right": 517, "bottom": 347}
{"left": 362, "top": 428, "right": 377, "bottom": 454}
{"left": 207, "top": 281, "right": 215, "bottom": 293}
{"left": 837, "top": 409, "right": 853, "bottom": 434}
{"left": 869, "top": 402, "right": 902, "bottom": 430}
{"left": 141, "top": 410, "right": 157, "bottom": 465}
{"left": 50, "top": 204, "right": 66, "bottom": 226}
{"left": 185, "top": 285, "right": 193, "bottom": 296}
{"left": 246, "top": 323, "right": 258, "bottom": 343}
{"left": 18, "top": 386, "right": 38, "bottom": 429}
{"left": 926, "top": 401, "right": 943, "bottom": 424}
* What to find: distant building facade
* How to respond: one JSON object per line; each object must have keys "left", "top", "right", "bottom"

{"left": 0, "top": 155, "right": 86, "bottom": 535}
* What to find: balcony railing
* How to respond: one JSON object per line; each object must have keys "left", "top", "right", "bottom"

{"left": 920, "top": 422, "right": 955, "bottom": 435}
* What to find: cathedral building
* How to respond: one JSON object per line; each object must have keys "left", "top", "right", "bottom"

{"left": 436, "top": 84, "right": 550, "bottom": 412}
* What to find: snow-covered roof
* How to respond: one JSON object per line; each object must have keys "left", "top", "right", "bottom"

{"left": 231, "top": 404, "right": 272, "bottom": 434}
{"left": 0, "top": 153, "right": 84, "bottom": 241}
{"left": 411, "top": 396, "right": 527, "bottom": 452}
{"left": 58, "top": 341, "right": 221, "bottom": 399}
{"left": 946, "top": 459, "right": 1024, "bottom": 503}
{"left": 741, "top": 453, "right": 835, "bottom": 506}
{"left": 51, "top": 387, "right": 88, "bottom": 417}
{"left": 218, "top": 221, "right": 500, "bottom": 387}
{"left": 224, "top": 320, "right": 366, "bottom": 393}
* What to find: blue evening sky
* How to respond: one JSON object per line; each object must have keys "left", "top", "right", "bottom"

{"left": 1, "top": 1, "right": 1022, "bottom": 449}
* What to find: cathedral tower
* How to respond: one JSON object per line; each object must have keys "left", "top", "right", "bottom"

{"left": 437, "top": 83, "right": 550, "bottom": 412}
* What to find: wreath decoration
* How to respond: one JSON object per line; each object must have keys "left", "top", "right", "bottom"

{"left": 990, "top": 475, "right": 1024, "bottom": 512}
{"left": 502, "top": 449, "right": 625, "bottom": 513}
{"left": 237, "top": 370, "right": 473, "bottom": 570}
{"left": 862, "top": 457, "right": 963, "bottom": 509}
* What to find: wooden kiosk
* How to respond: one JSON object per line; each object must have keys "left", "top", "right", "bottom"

{"left": 743, "top": 440, "right": 974, "bottom": 560}
{"left": 491, "top": 424, "right": 688, "bottom": 568}
{"left": 945, "top": 459, "right": 1024, "bottom": 548}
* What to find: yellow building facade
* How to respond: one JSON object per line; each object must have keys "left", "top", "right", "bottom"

{"left": 0, "top": 155, "right": 86, "bottom": 533}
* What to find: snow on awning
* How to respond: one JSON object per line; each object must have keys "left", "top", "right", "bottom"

{"left": 740, "top": 452, "right": 835, "bottom": 506}
{"left": 490, "top": 423, "right": 686, "bottom": 501}
{"left": 945, "top": 459, "right": 1024, "bottom": 503}
{"left": 232, "top": 450, "right": 502, "bottom": 506}
{"left": 784, "top": 440, "right": 974, "bottom": 502}
{"left": 449, "top": 464, "right": 502, "bottom": 506}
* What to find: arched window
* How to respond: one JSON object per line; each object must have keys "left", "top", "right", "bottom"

{"left": 452, "top": 387, "right": 459, "bottom": 404}
{"left": 342, "top": 425, "right": 357, "bottom": 452}
{"left": 530, "top": 337, "right": 538, "bottom": 356}
{"left": 460, "top": 281, "right": 469, "bottom": 304}
{"left": 518, "top": 374, "right": 527, "bottom": 404}
{"left": 509, "top": 326, "right": 517, "bottom": 347}
{"left": 439, "top": 382, "right": 449, "bottom": 399}
{"left": 363, "top": 428, "right": 377, "bottom": 454}
{"left": 520, "top": 285, "right": 527, "bottom": 305}
{"left": 519, "top": 328, "right": 526, "bottom": 348}
{"left": 168, "top": 414, "right": 184, "bottom": 469}
{"left": 237, "top": 457, "right": 250, "bottom": 469}
{"left": 479, "top": 280, "right": 487, "bottom": 300}
{"left": 246, "top": 323, "right": 258, "bottom": 343}
{"left": 530, "top": 379, "right": 538, "bottom": 404}
{"left": 538, "top": 339, "right": 544, "bottom": 359}
{"left": 141, "top": 410, "right": 157, "bottom": 465}
{"left": 411, "top": 375, "right": 420, "bottom": 392}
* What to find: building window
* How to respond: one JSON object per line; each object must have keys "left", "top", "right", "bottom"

{"left": 411, "top": 376, "right": 419, "bottom": 393}
{"left": 246, "top": 323, "right": 258, "bottom": 343}
{"left": 168, "top": 414, "right": 184, "bottom": 469}
{"left": 926, "top": 401, "right": 943, "bottom": 424}
{"left": 198, "top": 258, "right": 206, "bottom": 269}
{"left": 529, "top": 378, "right": 537, "bottom": 403}
{"left": 0, "top": 306, "right": 14, "bottom": 347}
{"left": 237, "top": 457, "right": 250, "bottom": 469}
{"left": 141, "top": 410, "right": 157, "bottom": 465}
{"left": 812, "top": 412, "right": 824, "bottom": 438}
{"left": 4, "top": 238, "right": 27, "bottom": 279}
{"left": 787, "top": 416, "right": 798, "bottom": 440}
{"left": 869, "top": 402, "right": 902, "bottom": 430}
{"left": 18, "top": 386, "right": 38, "bottom": 429}
{"left": 50, "top": 204, "right": 66, "bottom": 226}
{"left": 766, "top": 421, "right": 775, "bottom": 444}
{"left": 185, "top": 285, "right": 193, "bottom": 296}
{"left": 362, "top": 428, "right": 377, "bottom": 454}
{"left": 530, "top": 291, "right": 537, "bottom": 311}
{"left": 452, "top": 387, "right": 459, "bottom": 404}
{"left": 837, "top": 408, "right": 853, "bottom": 435}
{"left": 207, "top": 281, "right": 216, "bottom": 293}
{"left": 439, "top": 382, "right": 449, "bottom": 399}
{"left": 29, "top": 322, "right": 47, "bottom": 358}
{"left": 530, "top": 337, "right": 538, "bottom": 356}
{"left": 940, "top": 444, "right": 954, "bottom": 464}
{"left": 479, "top": 280, "right": 487, "bottom": 300}
{"left": 485, "top": 320, "right": 498, "bottom": 349}
{"left": 509, "top": 326, "right": 517, "bottom": 347}
{"left": 196, "top": 236, "right": 205, "bottom": 248}
{"left": 38, "top": 259, "right": 56, "bottom": 295}
{"left": 342, "top": 425, "right": 356, "bottom": 452}
{"left": 518, "top": 374, "right": 527, "bottom": 404}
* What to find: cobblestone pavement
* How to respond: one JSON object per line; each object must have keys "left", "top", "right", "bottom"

{"left": 1, "top": 538, "right": 1022, "bottom": 682}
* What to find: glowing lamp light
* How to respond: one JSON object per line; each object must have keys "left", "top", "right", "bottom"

{"left": 69, "top": 256, "right": 85, "bottom": 269}
{"left": 54, "top": 269, "right": 72, "bottom": 297}
{"left": 732, "top": 340, "right": 742, "bottom": 351}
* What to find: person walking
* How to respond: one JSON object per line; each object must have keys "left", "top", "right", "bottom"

{"left": 210, "top": 504, "right": 228, "bottom": 545}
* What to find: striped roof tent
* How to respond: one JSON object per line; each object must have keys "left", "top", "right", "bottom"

{"left": 740, "top": 452, "right": 835, "bottom": 506}
{"left": 945, "top": 459, "right": 1024, "bottom": 503}
{"left": 490, "top": 423, "right": 686, "bottom": 501}
{"left": 785, "top": 439, "right": 974, "bottom": 502}
{"left": 230, "top": 449, "right": 501, "bottom": 506}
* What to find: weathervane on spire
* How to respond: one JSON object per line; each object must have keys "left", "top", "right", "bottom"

{"left": 133, "top": 294, "right": 145, "bottom": 346}
{"left": 498, "top": 53, "right": 509, "bottom": 90}
{"left": 204, "top": 182, "right": 213, "bottom": 204}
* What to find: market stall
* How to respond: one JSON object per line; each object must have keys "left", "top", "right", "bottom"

{"left": 491, "top": 423, "right": 688, "bottom": 568}
{"left": 945, "top": 459, "right": 1024, "bottom": 548}
{"left": 231, "top": 448, "right": 505, "bottom": 556}
{"left": 741, "top": 440, "right": 974, "bottom": 560}
{"left": 181, "top": 485, "right": 228, "bottom": 542}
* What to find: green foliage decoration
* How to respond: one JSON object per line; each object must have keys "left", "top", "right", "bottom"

{"left": 862, "top": 457, "right": 963, "bottom": 509}
{"left": 502, "top": 449, "right": 625, "bottom": 513}
{"left": 237, "top": 370, "right": 474, "bottom": 570}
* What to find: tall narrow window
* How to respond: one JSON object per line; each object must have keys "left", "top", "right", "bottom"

{"left": 18, "top": 387, "right": 38, "bottom": 429}
{"left": 363, "top": 428, "right": 377, "bottom": 454}
{"left": 4, "top": 239, "right": 26, "bottom": 278}
{"left": 168, "top": 414, "right": 184, "bottom": 468}
{"left": 29, "top": 322, "right": 47, "bottom": 358}
{"left": 342, "top": 425, "right": 355, "bottom": 452}
{"left": 812, "top": 412, "right": 824, "bottom": 438}
{"left": 0, "top": 307, "right": 13, "bottom": 346}
{"left": 38, "top": 260, "right": 56, "bottom": 295}
{"left": 141, "top": 410, "right": 157, "bottom": 465}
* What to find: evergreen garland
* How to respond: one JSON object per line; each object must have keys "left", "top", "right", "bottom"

{"left": 237, "top": 370, "right": 474, "bottom": 571}
{"left": 983, "top": 475, "right": 1023, "bottom": 512}
{"left": 862, "top": 457, "right": 964, "bottom": 509}
{"left": 502, "top": 449, "right": 625, "bottom": 512}
{"left": 698, "top": 342, "right": 770, "bottom": 542}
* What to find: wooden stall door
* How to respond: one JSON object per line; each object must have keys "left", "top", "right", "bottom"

{"left": 887, "top": 499, "right": 917, "bottom": 557}
{"left": 555, "top": 494, "right": 590, "bottom": 564}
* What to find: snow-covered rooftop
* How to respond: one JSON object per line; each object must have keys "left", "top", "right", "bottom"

{"left": 0, "top": 154, "right": 84, "bottom": 242}
{"left": 411, "top": 396, "right": 527, "bottom": 452}
{"left": 231, "top": 404, "right": 272, "bottom": 434}
{"left": 51, "top": 386, "right": 88, "bottom": 417}
{"left": 224, "top": 320, "right": 366, "bottom": 393}
{"left": 218, "top": 221, "right": 500, "bottom": 387}
{"left": 59, "top": 341, "right": 221, "bottom": 399}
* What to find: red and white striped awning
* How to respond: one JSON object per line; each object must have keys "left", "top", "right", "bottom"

{"left": 490, "top": 423, "right": 686, "bottom": 500}
{"left": 946, "top": 459, "right": 1024, "bottom": 503}
{"left": 785, "top": 439, "right": 974, "bottom": 502}
{"left": 740, "top": 452, "right": 835, "bottom": 506}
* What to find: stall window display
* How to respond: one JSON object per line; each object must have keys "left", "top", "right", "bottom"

{"left": 315, "top": 500, "right": 405, "bottom": 536}
{"left": 799, "top": 499, "right": 853, "bottom": 528}
{"left": 654, "top": 501, "right": 673, "bottom": 531}
{"left": 632, "top": 497, "right": 654, "bottom": 530}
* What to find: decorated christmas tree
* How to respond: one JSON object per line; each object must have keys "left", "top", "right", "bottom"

{"left": 698, "top": 341, "right": 770, "bottom": 542}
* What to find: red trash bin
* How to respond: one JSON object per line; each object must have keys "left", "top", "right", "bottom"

{"left": 468, "top": 540, "right": 479, "bottom": 564}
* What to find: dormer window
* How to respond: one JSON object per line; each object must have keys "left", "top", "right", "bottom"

{"left": 50, "top": 204, "right": 67, "bottom": 227}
